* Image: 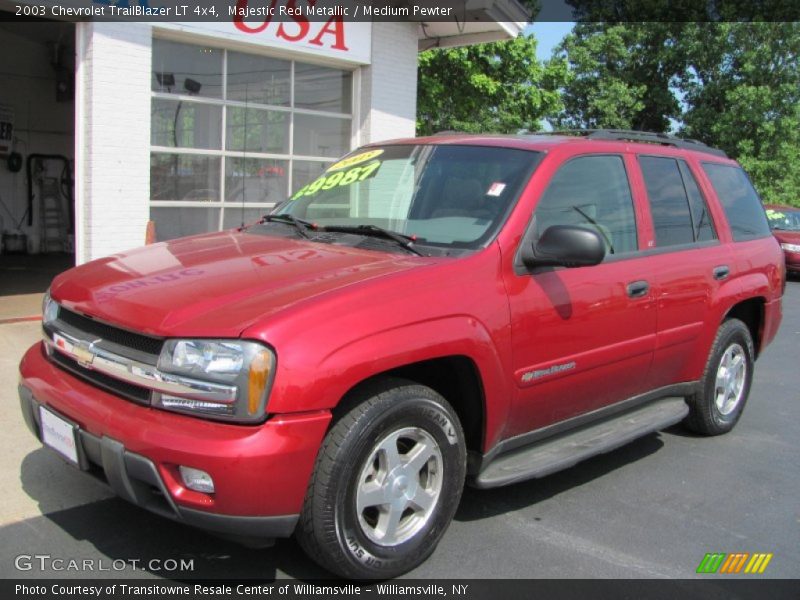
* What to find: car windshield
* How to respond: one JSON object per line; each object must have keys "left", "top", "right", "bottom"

{"left": 766, "top": 208, "right": 800, "bottom": 231}
{"left": 268, "top": 144, "right": 540, "bottom": 253}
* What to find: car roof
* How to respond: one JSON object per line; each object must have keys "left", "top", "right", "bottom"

{"left": 764, "top": 204, "right": 800, "bottom": 211}
{"left": 369, "top": 131, "right": 734, "bottom": 162}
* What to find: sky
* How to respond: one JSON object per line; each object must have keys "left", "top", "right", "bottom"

{"left": 525, "top": 22, "right": 575, "bottom": 61}
{"left": 522, "top": 22, "right": 575, "bottom": 131}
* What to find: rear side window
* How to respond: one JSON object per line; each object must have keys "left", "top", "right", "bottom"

{"left": 640, "top": 156, "right": 694, "bottom": 247}
{"left": 639, "top": 156, "right": 717, "bottom": 247}
{"left": 702, "top": 163, "right": 771, "bottom": 241}
{"left": 534, "top": 155, "right": 637, "bottom": 255}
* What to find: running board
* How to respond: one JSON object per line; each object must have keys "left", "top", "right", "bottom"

{"left": 473, "top": 397, "right": 689, "bottom": 489}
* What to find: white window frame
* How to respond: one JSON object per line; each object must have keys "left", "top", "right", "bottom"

{"left": 150, "top": 36, "right": 358, "bottom": 231}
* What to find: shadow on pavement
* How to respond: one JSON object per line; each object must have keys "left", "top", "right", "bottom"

{"left": 660, "top": 423, "right": 706, "bottom": 439}
{"left": 13, "top": 431, "right": 666, "bottom": 579}
{"left": 455, "top": 432, "right": 665, "bottom": 522}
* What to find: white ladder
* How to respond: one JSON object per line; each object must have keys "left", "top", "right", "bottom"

{"left": 38, "top": 177, "right": 67, "bottom": 253}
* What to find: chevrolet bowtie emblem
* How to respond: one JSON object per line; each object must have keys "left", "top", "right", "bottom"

{"left": 73, "top": 343, "right": 95, "bottom": 367}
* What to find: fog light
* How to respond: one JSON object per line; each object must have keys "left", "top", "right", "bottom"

{"left": 179, "top": 466, "right": 215, "bottom": 493}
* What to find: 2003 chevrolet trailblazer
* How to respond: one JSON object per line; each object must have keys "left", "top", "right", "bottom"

{"left": 19, "top": 131, "right": 784, "bottom": 578}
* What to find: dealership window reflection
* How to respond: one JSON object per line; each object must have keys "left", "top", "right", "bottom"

{"left": 150, "top": 39, "right": 353, "bottom": 241}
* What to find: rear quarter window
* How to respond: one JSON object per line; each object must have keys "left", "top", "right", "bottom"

{"left": 702, "top": 163, "right": 771, "bottom": 242}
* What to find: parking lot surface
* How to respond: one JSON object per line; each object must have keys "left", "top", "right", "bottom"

{"left": 1, "top": 280, "right": 798, "bottom": 580}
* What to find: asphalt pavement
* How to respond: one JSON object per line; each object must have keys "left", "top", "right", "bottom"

{"left": 1, "top": 280, "right": 798, "bottom": 581}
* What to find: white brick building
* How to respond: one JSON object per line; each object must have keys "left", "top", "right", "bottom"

{"left": 0, "top": 7, "right": 526, "bottom": 264}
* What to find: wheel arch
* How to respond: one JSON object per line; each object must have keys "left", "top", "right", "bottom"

{"left": 335, "top": 356, "right": 486, "bottom": 460}
{"left": 723, "top": 296, "right": 766, "bottom": 357}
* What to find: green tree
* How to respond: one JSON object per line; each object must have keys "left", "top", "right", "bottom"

{"left": 553, "top": 20, "right": 800, "bottom": 206}
{"left": 680, "top": 23, "right": 800, "bottom": 206}
{"left": 552, "top": 22, "right": 685, "bottom": 131}
{"left": 564, "top": 0, "right": 800, "bottom": 22}
{"left": 416, "top": 35, "right": 568, "bottom": 136}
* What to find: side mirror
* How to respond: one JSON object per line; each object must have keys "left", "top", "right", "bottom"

{"left": 522, "top": 225, "right": 606, "bottom": 269}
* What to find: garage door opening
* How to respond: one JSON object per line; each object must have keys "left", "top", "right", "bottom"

{"left": 0, "top": 19, "right": 75, "bottom": 319}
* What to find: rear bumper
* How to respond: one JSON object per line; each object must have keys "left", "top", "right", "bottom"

{"left": 19, "top": 342, "right": 332, "bottom": 543}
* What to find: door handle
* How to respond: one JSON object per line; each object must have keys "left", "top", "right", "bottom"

{"left": 713, "top": 265, "right": 730, "bottom": 280}
{"left": 626, "top": 280, "right": 650, "bottom": 299}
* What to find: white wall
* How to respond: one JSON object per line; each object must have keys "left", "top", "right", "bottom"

{"left": 75, "top": 23, "right": 152, "bottom": 263}
{"left": 0, "top": 26, "right": 74, "bottom": 243}
{"left": 359, "top": 22, "right": 418, "bottom": 144}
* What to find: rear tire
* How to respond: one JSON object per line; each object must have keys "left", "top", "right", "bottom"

{"left": 684, "top": 318, "right": 754, "bottom": 436}
{"left": 296, "top": 379, "right": 466, "bottom": 579}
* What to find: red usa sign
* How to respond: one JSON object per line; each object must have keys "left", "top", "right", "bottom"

{"left": 157, "top": 2, "right": 372, "bottom": 65}
{"left": 232, "top": 0, "right": 348, "bottom": 51}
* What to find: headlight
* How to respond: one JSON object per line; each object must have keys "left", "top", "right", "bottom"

{"left": 42, "top": 291, "right": 59, "bottom": 325}
{"left": 163, "top": 340, "right": 245, "bottom": 378}
{"left": 155, "top": 339, "right": 275, "bottom": 422}
{"left": 780, "top": 243, "right": 800, "bottom": 253}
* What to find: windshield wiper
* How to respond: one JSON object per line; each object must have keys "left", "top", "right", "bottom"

{"left": 320, "top": 224, "right": 427, "bottom": 256}
{"left": 260, "top": 214, "right": 316, "bottom": 239}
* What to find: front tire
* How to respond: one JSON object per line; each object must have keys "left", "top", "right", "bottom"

{"left": 297, "top": 379, "right": 467, "bottom": 579}
{"left": 684, "top": 318, "right": 755, "bottom": 436}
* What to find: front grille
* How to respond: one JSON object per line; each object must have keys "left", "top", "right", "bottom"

{"left": 51, "top": 351, "right": 152, "bottom": 405}
{"left": 59, "top": 308, "right": 164, "bottom": 356}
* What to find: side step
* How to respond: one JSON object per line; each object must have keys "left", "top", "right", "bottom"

{"left": 474, "top": 397, "right": 689, "bottom": 489}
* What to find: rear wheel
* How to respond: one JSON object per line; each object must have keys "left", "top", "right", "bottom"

{"left": 684, "top": 318, "right": 755, "bottom": 436}
{"left": 296, "top": 379, "right": 466, "bottom": 579}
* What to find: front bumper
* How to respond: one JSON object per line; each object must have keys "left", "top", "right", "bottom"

{"left": 19, "top": 342, "right": 331, "bottom": 543}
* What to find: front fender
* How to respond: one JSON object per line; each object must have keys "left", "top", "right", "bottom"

{"left": 266, "top": 316, "right": 512, "bottom": 452}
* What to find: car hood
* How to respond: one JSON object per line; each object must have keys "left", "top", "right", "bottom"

{"left": 51, "top": 231, "right": 432, "bottom": 338}
{"left": 773, "top": 230, "right": 800, "bottom": 244}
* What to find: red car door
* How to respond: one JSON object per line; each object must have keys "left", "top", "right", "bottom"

{"left": 634, "top": 155, "right": 734, "bottom": 389}
{"left": 502, "top": 153, "right": 657, "bottom": 437}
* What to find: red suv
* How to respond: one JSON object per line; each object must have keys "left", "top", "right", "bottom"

{"left": 19, "top": 131, "right": 784, "bottom": 578}
{"left": 765, "top": 204, "right": 800, "bottom": 275}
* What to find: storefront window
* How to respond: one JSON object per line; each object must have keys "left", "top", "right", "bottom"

{"left": 150, "top": 207, "right": 221, "bottom": 240}
{"left": 152, "top": 40, "right": 223, "bottom": 99}
{"left": 224, "top": 158, "right": 289, "bottom": 205}
{"left": 294, "top": 63, "right": 352, "bottom": 112}
{"left": 294, "top": 114, "right": 352, "bottom": 158}
{"left": 227, "top": 51, "right": 290, "bottom": 106}
{"left": 151, "top": 99, "right": 222, "bottom": 149}
{"left": 225, "top": 108, "right": 290, "bottom": 154}
{"left": 150, "top": 154, "right": 221, "bottom": 202}
{"left": 150, "top": 39, "right": 352, "bottom": 240}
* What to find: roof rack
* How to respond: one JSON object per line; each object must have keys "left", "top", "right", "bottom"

{"left": 539, "top": 129, "right": 728, "bottom": 158}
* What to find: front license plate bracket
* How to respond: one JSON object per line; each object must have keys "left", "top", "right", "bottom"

{"left": 39, "top": 406, "right": 89, "bottom": 470}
